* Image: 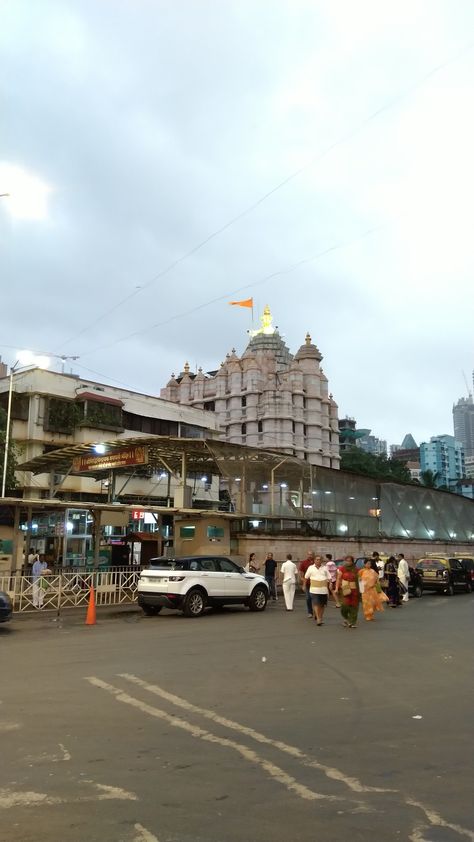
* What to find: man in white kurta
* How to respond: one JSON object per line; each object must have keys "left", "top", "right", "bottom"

{"left": 280, "top": 554, "right": 297, "bottom": 610}
{"left": 397, "top": 553, "right": 410, "bottom": 603}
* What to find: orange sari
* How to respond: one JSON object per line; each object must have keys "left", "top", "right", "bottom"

{"left": 358, "top": 568, "right": 388, "bottom": 621}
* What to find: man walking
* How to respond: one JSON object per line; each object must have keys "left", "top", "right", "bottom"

{"left": 299, "top": 551, "right": 315, "bottom": 617}
{"left": 280, "top": 553, "right": 297, "bottom": 610}
{"left": 397, "top": 553, "right": 410, "bottom": 603}
{"left": 305, "top": 555, "right": 332, "bottom": 625}
{"left": 264, "top": 552, "right": 278, "bottom": 601}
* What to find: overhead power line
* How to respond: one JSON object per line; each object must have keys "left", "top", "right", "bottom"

{"left": 52, "top": 37, "right": 474, "bottom": 353}
{"left": 79, "top": 219, "right": 390, "bottom": 357}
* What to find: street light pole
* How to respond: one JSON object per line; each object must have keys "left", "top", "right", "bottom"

{"left": 1, "top": 361, "right": 17, "bottom": 498}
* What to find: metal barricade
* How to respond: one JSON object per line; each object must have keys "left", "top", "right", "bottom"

{"left": 0, "top": 570, "right": 140, "bottom": 613}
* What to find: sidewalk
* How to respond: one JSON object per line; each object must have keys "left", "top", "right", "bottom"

{"left": 9, "top": 603, "right": 142, "bottom": 629}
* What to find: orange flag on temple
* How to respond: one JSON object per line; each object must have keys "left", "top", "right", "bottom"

{"left": 229, "top": 297, "right": 253, "bottom": 308}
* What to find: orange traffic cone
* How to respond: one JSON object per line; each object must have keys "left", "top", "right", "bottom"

{"left": 85, "top": 586, "right": 96, "bottom": 626}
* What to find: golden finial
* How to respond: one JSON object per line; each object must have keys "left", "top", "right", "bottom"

{"left": 305, "top": 332, "right": 312, "bottom": 345}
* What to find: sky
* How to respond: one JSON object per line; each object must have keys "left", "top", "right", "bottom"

{"left": 1, "top": 0, "right": 474, "bottom": 448}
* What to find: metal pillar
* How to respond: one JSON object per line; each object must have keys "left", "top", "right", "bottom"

{"left": 12, "top": 504, "right": 21, "bottom": 572}
{"left": 92, "top": 510, "right": 102, "bottom": 568}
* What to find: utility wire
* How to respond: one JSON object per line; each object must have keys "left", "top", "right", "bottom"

{"left": 80, "top": 219, "right": 390, "bottom": 357}
{"left": 54, "top": 38, "right": 474, "bottom": 354}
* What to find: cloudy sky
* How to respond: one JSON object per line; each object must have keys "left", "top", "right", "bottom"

{"left": 1, "top": 0, "right": 474, "bottom": 447}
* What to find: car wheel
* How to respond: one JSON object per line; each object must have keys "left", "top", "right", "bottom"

{"left": 142, "top": 605, "right": 162, "bottom": 616}
{"left": 183, "top": 588, "right": 207, "bottom": 618}
{"left": 445, "top": 582, "right": 454, "bottom": 596}
{"left": 248, "top": 586, "right": 268, "bottom": 612}
{"left": 413, "top": 584, "right": 423, "bottom": 599}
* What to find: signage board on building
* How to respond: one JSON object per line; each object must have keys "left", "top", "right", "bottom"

{"left": 72, "top": 445, "right": 149, "bottom": 473}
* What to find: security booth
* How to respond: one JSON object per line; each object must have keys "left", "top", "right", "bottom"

{"left": 174, "top": 515, "right": 231, "bottom": 557}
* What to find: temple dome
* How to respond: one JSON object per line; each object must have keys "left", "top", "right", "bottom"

{"left": 294, "top": 333, "right": 323, "bottom": 362}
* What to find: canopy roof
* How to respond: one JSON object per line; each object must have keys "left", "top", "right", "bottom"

{"left": 18, "top": 435, "right": 310, "bottom": 485}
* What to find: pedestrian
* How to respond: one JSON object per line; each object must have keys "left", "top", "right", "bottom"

{"left": 358, "top": 558, "right": 389, "bottom": 621}
{"left": 335, "top": 555, "right": 360, "bottom": 628}
{"left": 279, "top": 553, "right": 297, "bottom": 610}
{"left": 305, "top": 555, "right": 331, "bottom": 625}
{"left": 372, "top": 551, "right": 384, "bottom": 578}
{"left": 32, "top": 553, "right": 49, "bottom": 609}
{"left": 299, "top": 551, "right": 315, "bottom": 617}
{"left": 397, "top": 553, "right": 410, "bottom": 603}
{"left": 246, "top": 552, "right": 260, "bottom": 573}
{"left": 324, "top": 553, "right": 340, "bottom": 608}
{"left": 264, "top": 552, "right": 278, "bottom": 601}
{"left": 385, "top": 556, "right": 401, "bottom": 607}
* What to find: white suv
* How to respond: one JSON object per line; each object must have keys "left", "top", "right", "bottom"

{"left": 137, "top": 555, "right": 269, "bottom": 618}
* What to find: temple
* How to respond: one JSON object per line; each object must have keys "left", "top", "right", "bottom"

{"left": 160, "top": 306, "right": 340, "bottom": 468}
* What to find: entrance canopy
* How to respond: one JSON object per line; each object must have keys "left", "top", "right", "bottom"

{"left": 18, "top": 435, "right": 309, "bottom": 486}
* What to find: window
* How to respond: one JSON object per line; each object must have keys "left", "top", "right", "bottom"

{"left": 292, "top": 421, "right": 295, "bottom": 433}
{"left": 44, "top": 397, "right": 83, "bottom": 434}
{"left": 241, "top": 395, "right": 247, "bottom": 408}
{"left": 179, "top": 525, "right": 195, "bottom": 539}
{"left": 258, "top": 420, "right": 263, "bottom": 433}
{"left": 241, "top": 423, "right": 247, "bottom": 435}
{"left": 217, "top": 558, "right": 240, "bottom": 573}
{"left": 303, "top": 424, "right": 307, "bottom": 437}
{"left": 180, "top": 423, "right": 206, "bottom": 438}
{"left": 207, "top": 525, "right": 225, "bottom": 539}
{"left": 199, "top": 558, "right": 218, "bottom": 571}
{"left": 203, "top": 400, "right": 215, "bottom": 412}
{"left": 123, "top": 412, "right": 178, "bottom": 436}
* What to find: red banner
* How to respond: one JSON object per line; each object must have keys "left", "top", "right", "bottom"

{"left": 72, "top": 445, "right": 149, "bottom": 473}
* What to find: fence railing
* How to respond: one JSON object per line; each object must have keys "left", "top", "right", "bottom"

{"left": 1, "top": 571, "right": 140, "bottom": 613}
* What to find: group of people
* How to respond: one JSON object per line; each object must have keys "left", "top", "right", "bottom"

{"left": 246, "top": 549, "right": 411, "bottom": 629}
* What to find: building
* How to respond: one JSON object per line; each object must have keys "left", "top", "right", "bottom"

{"left": 160, "top": 306, "right": 340, "bottom": 468}
{"left": 357, "top": 430, "right": 387, "bottom": 457}
{"left": 0, "top": 367, "right": 220, "bottom": 505}
{"left": 453, "top": 395, "right": 474, "bottom": 459}
{"left": 420, "top": 435, "right": 464, "bottom": 487}
{"left": 464, "top": 455, "right": 474, "bottom": 479}
{"left": 390, "top": 433, "right": 420, "bottom": 479}
{"left": 338, "top": 417, "right": 361, "bottom": 452}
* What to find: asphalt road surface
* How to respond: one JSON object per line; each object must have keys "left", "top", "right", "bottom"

{"left": 1, "top": 592, "right": 473, "bottom": 842}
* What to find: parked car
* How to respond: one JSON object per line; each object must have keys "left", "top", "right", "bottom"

{"left": 0, "top": 590, "right": 12, "bottom": 623}
{"left": 137, "top": 555, "right": 269, "bottom": 618}
{"left": 408, "top": 566, "right": 423, "bottom": 598}
{"left": 451, "top": 555, "right": 474, "bottom": 587}
{"left": 415, "top": 556, "right": 471, "bottom": 595}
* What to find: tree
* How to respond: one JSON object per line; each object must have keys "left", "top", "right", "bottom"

{"left": 0, "top": 407, "right": 19, "bottom": 492}
{"left": 420, "top": 469, "right": 440, "bottom": 488}
{"left": 340, "top": 447, "right": 412, "bottom": 483}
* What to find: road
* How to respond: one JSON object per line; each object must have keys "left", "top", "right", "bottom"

{"left": 1, "top": 593, "right": 473, "bottom": 842}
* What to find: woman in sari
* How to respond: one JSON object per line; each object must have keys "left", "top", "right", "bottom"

{"left": 335, "top": 556, "right": 360, "bottom": 628}
{"left": 358, "top": 558, "right": 389, "bottom": 621}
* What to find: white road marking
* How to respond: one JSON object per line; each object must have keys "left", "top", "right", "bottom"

{"left": 118, "top": 673, "right": 390, "bottom": 795}
{"left": 86, "top": 782, "right": 138, "bottom": 801}
{"left": 134, "top": 823, "right": 160, "bottom": 842}
{"left": 116, "top": 674, "right": 474, "bottom": 842}
{"left": 86, "top": 676, "right": 342, "bottom": 804}
{"left": 0, "top": 789, "right": 62, "bottom": 808}
{"left": 58, "top": 743, "right": 71, "bottom": 761}
{"left": 407, "top": 799, "right": 474, "bottom": 842}
{"left": 0, "top": 721, "right": 20, "bottom": 732}
{"left": 0, "top": 781, "right": 137, "bottom": 811}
